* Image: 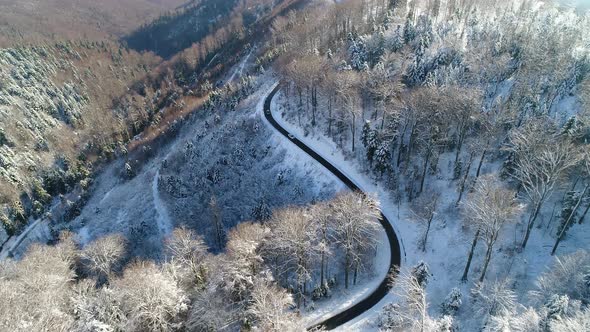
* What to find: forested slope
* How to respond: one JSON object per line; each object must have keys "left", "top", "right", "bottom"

{"left": 265, "top": 0, "right": 590, "bottom": 330}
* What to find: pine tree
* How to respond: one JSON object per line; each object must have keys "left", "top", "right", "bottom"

{"left": 411, "top": 261, "right": 431, "bottom": 287}
{"left": 500, "top": 152, "right": 516, "bottom": 180}
{"left": 349, "top": 37, "right": 368, "bottom": 71}
{"left": 251, "top": 197, "right": 272, "bottom": 221}
{"left": 383, "top": 10, "right": 394, "bottom": 30}
{"left": 405, "top": 56, "right": 426, "bottom": 86}
{"left": 374, "top": 142, "right": 392, "bottom": 175}
{"left": 453, "top": 160, "right": 463, "bottom": 180}
{"left": 0, "top": 127, "right": 8, "bottom": 146}
{"left": 561, "top": 115, "right": 587, "bottom": 142}
{"left": 390, "top": 26, "right": 404, "bottom": 52}
{"left": 414, "top": 15, "right": 433, "bottom": 52}
{"left": 362, "top": 121, "right": 379, "bottom": 165}
{"left": 441, "top": 288, "right": 463, "bottom": 316}
{"left": 403, "top": 14, "right": 416, "bottom": 44}
{"left": 368, "top": 31, "right": 386, "bottom": 66}
{"left": 326, "top": 48, "right": 333, "bottom": 59}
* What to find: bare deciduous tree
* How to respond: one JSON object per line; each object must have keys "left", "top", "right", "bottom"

{"left": 461, "top": 175, "right": 521, "bottom": 282}
{"left": 332, "top": 192, "right": 381, "bottom": 288}
{"left": 0, "top": 234, "right": 77, "bottom": 331}
{"left": 187, "top": 285, "right": 239, "bottom": 331}
{"left": 472, "top": 279, "right": 517, "bottom": 319}
{"left": 468, "top": 175, "right": 521, "bottom": 282}
{"left": 310, "top": 202, "right": 334, "bottom": 287}
{"left": 81, "top": 233, "right": 126, "bottom": 285}
{"left": 266, "top": 206, "right": 318, "bottom": 307}
{"left": 112, "top": 261, "right": 188, "bottom": 332}
{"left": 164, "top": 227, "right": 209, "bottom": 289}
{"left": 247, "top": 274, "right": 297, "bottom": 331}
{"left": 532, "top": 249, "right": 590, "bottom": 306}
{"left": 507, "top": 121, "right": 580, "bottom": 250}
{"left": 552, "top": 149, "right": 590, "bottom": 255}
{"left": 410, "top": 191, "right": 440, "bottom": 252}
{"left": 334, "top": 71, "right": 361, "bottom": 152}
{"left": 380, "top": 268, "right": 444, "bottom": 332}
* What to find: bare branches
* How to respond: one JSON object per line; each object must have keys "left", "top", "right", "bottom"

{"left": 247, "top": 275, "right": 297, "bottom": 331}
{"left": 410, "top": 191, "right": 440, "bottom": 252}
{"left": 332, "top": 192, "right": 381, "bottom": 288}
{"left": 472, "top": 279, "right": 518, "bottom": 318}
{"left": 81, "top": 233, "right": 126, "bottom": 284}
{"left": 506, "top": 121, "right": 581, "bottom": 249}
{"left": 0, "top": 238, "right": 77, "bottom": 331}
{"left": 463, "top": 175, "right": 521, "bottom": 282}
{"left": 164, "top": 227, "right": 209, "bottom": 290}
{"left": 112, "top": 261, "right": 188, "bottom": 332}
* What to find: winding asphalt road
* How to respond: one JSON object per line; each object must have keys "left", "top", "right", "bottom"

{"left": 263, "top": 84, "right": 402, "bottom": 330}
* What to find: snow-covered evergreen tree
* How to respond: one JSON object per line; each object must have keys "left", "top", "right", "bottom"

{"left": 411, "top": 261, "right": 431, "bottom": 287}
{"left": 389, "top": 26, "right": 404, "bottom": 52}
{"left": 374, "top": 142, "right": 392, "bottom": 175}
{"left": 361, "top": 121, "right": 379, "bottom": 165}
{"left": 403, "top": 14, "right": 416, "bottom": 44}
{"left": 441, "top": 288, "right": 463, "bottom": 316}
{"left": 349, "top": 36, "right": 368, "bottom": 71}
{"left": 251, "top": 197, "right": 272, "bottom": 221}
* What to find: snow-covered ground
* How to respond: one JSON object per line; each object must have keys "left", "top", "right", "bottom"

{"left": 271, "top": 89, "right": 590, "bottom": 331}
{"left": 227, "top": 48, "right": 253, "bottom": 83}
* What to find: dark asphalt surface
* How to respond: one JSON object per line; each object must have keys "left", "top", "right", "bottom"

{"left": 263, "top": 83, "right": 402, "bottom": 330}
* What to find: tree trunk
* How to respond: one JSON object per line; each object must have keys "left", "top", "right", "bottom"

{"left": 312, "top": 85, "right": 317, "bottom": 126}
{"left": 320, "top": 251, "right": 325, "bottom": 286}
{"left": 522, "top": 201, "right": 542, "bottom": 250}
{"left": 328, "top": 95, "right": 333, "bottom": 137}
{"left": 456, "top": 152, "right": 475, "bottom": 206}
{"left": 351, "top": 112, "right": 356, "bottom": 152}
{"left": 320, "top": 225, "right": 327, "bottom": 286}
{"left": 344, "top": 253, "right": 350, "bottom": 289}
{"left": 406, "top": 122, "right": 417, "bottom": 162}
{"left": 552, "top": 184, "right": 589, "bottom": 255}
{"left": 461, "top": 228, "right": 480, "bottom": 282}
{"left": 380, "top": 104, "right": 386, "bottom": 131}
{"left": 422, "top": 213, "right": 433, "bottom": 252}
{"left": 476, "top": 148, "right": 487, "bottom": 178}
{"left": 418, "top": 149, "right": 430, "bottom": 195}
{"left": 397, "top": 120, "right": 409, "bottom": 167}
{"left": 578, "top": 199, "right": 590, "bottom": 224}
{"left": 454, "top": 125, "right": 466, "bottom": 168}
{"left": 479, "top": 244, "right": 493, "bottom": 283}
{"left": 306, "top": 86, "right": 310, "bottom": 113}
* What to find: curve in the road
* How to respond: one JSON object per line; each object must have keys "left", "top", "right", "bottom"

{"left": 263, "top": 83, "right": 402, "bottom": 330}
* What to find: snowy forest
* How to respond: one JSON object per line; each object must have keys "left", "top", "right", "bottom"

{"left": 1, "top": 0, "right": 590, "bottom": 331}
{"left": 267, "top": 0, "right": 590, "bottom": 330}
